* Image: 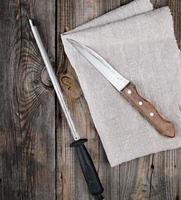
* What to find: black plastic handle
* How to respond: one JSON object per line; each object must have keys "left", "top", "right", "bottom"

{"left": 70, "top": 139, "right": 104, "bottom": 200}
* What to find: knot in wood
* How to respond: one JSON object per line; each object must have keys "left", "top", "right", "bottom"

{"left": 60, "top": 74, "right": 82, "bottom": 99}
{"left": 41, "top": 67, "right": 52, "bottom": 88}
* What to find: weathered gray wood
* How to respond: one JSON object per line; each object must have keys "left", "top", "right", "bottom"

{"left": 1, "top": 0, "right": 181, "bottom": 199}
{"left": 57, "top": 1, "right": 97, "bottom": 199}
{"left": 56, "top": 1, "right": 151, "bottom": 200}
{"left": 146, "top": 1, "right": 181, "bottom": 200}
{"left": 57, "top": 0, "right": 181, "bottom": 200}
{"left": 151, "top": 0, "right": 168, "bottom": 8}
{"left": 0, "top": 0, "right": 55, "bottom": 199}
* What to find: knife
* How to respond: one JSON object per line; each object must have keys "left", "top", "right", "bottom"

{"left": 29, "top": 19, "right": 104, "bottom": 200}
{"left": 68, "top": 39, "right": 175, "bottom": 138}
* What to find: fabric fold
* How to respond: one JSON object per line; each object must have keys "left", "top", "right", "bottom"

{"left": 61, "top": 0, "right": 181, "bottom": 167}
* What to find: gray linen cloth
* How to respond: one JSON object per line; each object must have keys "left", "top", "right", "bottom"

{"left": 61, "top": 0, "right": 181, "bottom": 167}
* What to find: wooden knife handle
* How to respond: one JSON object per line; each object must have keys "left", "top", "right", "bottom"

{"left": 121, "top": 82, "right": 175, "bottom": 138}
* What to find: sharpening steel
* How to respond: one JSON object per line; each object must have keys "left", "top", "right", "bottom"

{"left": 29, "top": 19, "right": 104, "bottom": 200}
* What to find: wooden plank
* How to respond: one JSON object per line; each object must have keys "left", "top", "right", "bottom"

{"left": 1, "top": 0, "right": 180, "bottom": 199}
{"left": 151, "top": 0, "right": 168, "bottom": 8}
{"left": 56, "top": 1, "right": 114, "bottom": 199}
{"left": 169, "top": 0, "right": 181, "bottom": 48}
{"left": 56, "top": 1, "right": 155, "bottom": 200}
{"left": 172, "top": 3, "right": 181, "bottom": 198}
{"left": 148, "top": 1, "right": 181, "bottom": 200}
{"left": 57, "top": 0, "right": 181, "bottom": 199}
{"left": 57, "top": 1, "right": 97, "bottom": 199}
{"left": 0, "top": 0, "right": 55, "bottom": 199}
{"left": 149, "top": 152, "right": 178, "bottom": 200}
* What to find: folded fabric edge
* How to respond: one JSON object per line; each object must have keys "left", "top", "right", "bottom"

{"left": 61, "top": 5, "right": 181, "bottom": 168}
{"left": 62, "top": 7, "right": 178, "bottom": 49}
{"left": 110, "top": 144, "right": 181, "bottom": 167}
{"left": 61, "top": 0, "right": 153, "bottom": 36}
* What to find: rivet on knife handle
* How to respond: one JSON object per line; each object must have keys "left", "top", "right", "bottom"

{"left": 121, "top": 82, "right": 175, "bottom": 138}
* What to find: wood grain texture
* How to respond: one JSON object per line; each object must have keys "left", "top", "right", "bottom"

{"left": 57, "top": 0, "right": 181, "bottom": 200}
{"left": 57, "top": 2, "right": 101, "bottom": 200}
{"left": 148, "top": 2, "right": 181, "bottom": 200}
{"left": 57, "top": 1, "right": 153, "bottom": 200}
{"left": 1, "top": 0, "right": 181, "bottom": 200}
{"left": 0, "top": 0, "right": 55, "bottom": 199}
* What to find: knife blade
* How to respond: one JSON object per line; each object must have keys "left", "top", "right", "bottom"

{"left": 68, "top": 39, "right": 175, "bottom": 138}
{"left": 29, "top": 20, "right": 104, "bottom": 200}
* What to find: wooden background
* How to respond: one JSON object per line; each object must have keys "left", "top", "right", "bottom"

{"left": 0, "top": 0, "right": 181, "bottom": 199}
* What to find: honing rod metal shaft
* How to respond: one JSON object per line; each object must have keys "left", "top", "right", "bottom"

{"left": 29, "top": 19, "right": 104, "bottom": 200}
